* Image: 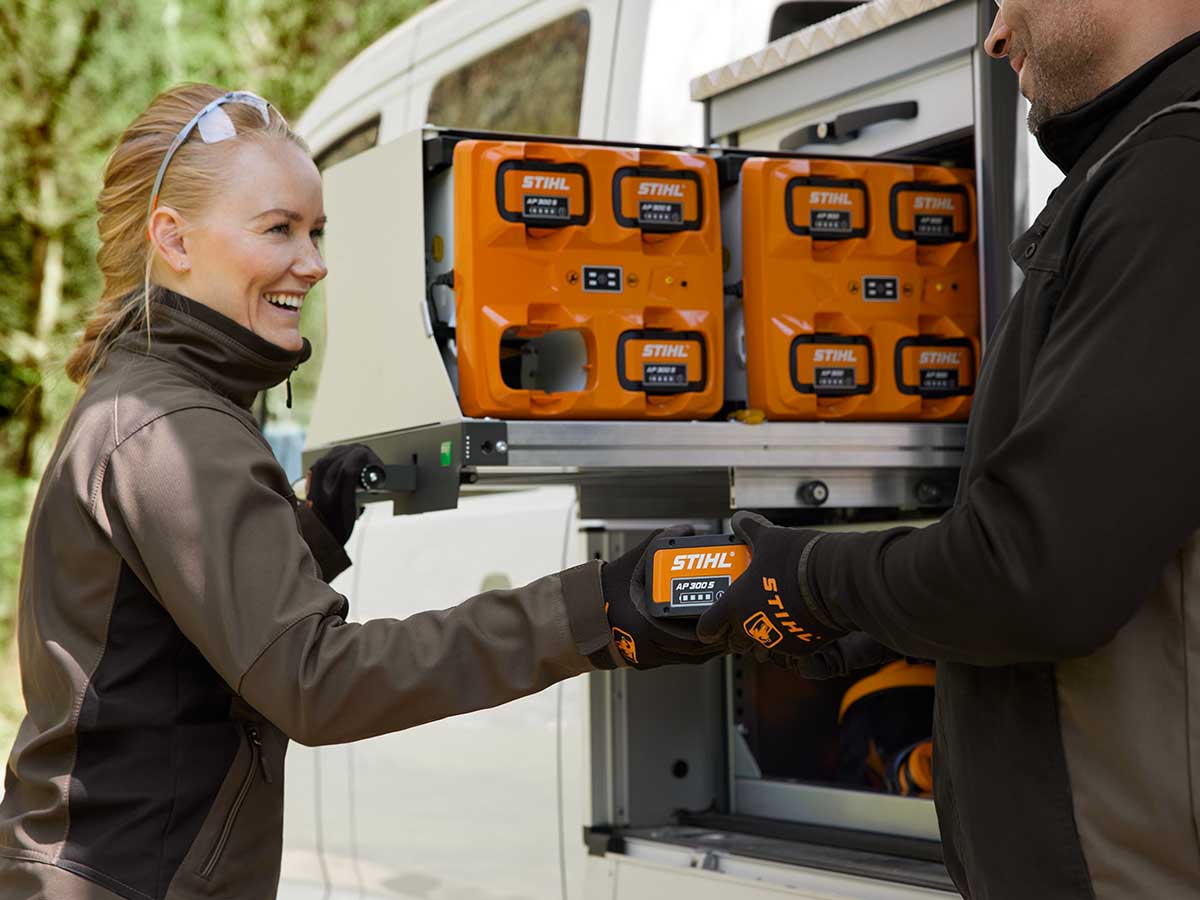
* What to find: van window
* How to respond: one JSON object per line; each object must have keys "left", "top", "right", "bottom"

{"left": 427, "top": 10, "right": 590, "bottom": 137}
{"left": 769, "top": 2, "right": 864, "bottom": 42}
{"left": 314, "top": 117, "right": 381, "bottom": 171}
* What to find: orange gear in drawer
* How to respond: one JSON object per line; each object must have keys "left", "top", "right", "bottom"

{"left": 447, "top": 138, "right": 724, "bottom": 420}
{"left": 737, "top": 156, "right": 980, "bottom": 421}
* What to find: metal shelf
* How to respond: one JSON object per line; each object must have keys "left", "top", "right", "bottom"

{"left": 487, "top": 419, "right": 966, "bottom": 470}
{"left": 353, "top": 418, "right": 967, "bottom": 519}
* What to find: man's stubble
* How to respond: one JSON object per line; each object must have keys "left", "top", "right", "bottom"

{"left": 1018, "top": 6, "right": 1111, "bottom": 132}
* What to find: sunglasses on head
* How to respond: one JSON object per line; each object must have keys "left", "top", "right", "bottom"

{"left": 146, "top": 91, "right": 276, "bottom": 222}
{"left": 143, "top": 91, "right": 281, "bottom": 302}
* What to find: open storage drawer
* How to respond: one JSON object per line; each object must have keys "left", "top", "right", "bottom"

{"left": 572, "top": 0, "right": 1022, "bottom": 894}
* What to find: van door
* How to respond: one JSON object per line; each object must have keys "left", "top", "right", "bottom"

{"left": 279, "top": 487, "right": 586, "bottom": 899}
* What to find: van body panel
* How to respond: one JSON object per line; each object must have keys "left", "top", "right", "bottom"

{"left": 280, "top": 489, "right": 589, "bottom": 899}
{"left": 305, "top": 132, "right": 459, "bottom": 451}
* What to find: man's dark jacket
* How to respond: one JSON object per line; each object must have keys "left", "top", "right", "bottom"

{"left": 807, "top": 32, "right": 1200, "bottom": 900}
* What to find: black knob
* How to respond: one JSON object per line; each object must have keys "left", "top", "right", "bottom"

{"left": 360, "top": 464, "right": 386, "bottom": 491}
{"left": 799, "top": 480, "right": 829, "bottom": 506}
{"left": 916, "top": 480, "right": 944, "bottom": 506}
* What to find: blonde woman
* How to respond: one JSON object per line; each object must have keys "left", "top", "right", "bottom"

{"left": 0, "top": 84, "right": 725, "bottom": 899}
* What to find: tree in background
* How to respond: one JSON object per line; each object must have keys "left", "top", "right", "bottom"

{"left": 0, "top": 0, "right": 430, "bottom": 738}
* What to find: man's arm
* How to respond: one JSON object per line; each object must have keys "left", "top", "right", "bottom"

{"left": 811, "top": 136, "right": 1200, "bottom": 665}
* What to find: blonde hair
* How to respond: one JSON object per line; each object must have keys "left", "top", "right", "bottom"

{"left": 66, "top": 83, "right": 308, "bottom": 385}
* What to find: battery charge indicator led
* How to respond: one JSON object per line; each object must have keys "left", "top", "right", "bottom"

{"left": 671, "top": 576, "right": 732, "bottom": 608}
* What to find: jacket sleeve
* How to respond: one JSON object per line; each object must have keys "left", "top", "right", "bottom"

{"left": 808, "top": 135, "right": 1200, "bottom": 666}
{"left": 102, "top": 407, "right": 617, "bottom": 746}
{"left": 294, "top": 502, "right": 352, "bottom": 583}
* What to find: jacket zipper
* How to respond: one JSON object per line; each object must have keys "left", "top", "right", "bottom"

{"left": 199, "top": 725, "right": 271, "bottom": 879}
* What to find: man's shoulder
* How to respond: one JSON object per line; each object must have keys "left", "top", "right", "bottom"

{"left": 1092, "top": 104, "right": 1200, "bottom": 182}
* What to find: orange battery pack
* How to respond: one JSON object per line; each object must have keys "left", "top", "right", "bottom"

{"left": 646, "top": 534, "right": 750, "bottom": 619}
{"left": 445, "top": 138, "right": 724, "bottom": 419}
{"left": 737, "top": 156, "right": 980, "bottom": 421}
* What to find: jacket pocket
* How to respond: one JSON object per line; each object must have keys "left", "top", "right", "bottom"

{"left": 197, "top": 723, "right": 272, "bottom": 880}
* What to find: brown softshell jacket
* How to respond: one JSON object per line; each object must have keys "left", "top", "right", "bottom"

{"left": 0, "top": 292, "right": 619, "bottom": 899}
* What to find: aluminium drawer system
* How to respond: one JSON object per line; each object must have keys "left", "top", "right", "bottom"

{"left": 582, "top": 1, "right": 1021, "bottom": 896}
{"left": 301, "top": 1, "right": 1020, "bottom": 895}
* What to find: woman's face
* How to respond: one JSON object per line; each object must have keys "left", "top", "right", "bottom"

{"left": 171, "top": 139, "right": 328, "bottom": 351}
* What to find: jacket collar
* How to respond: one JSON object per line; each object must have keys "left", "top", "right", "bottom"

{"left": 113, "top": 288, "right": 311, "bottom": 410}
{"left": 1037, "top": 30, "right": 1200, "bottom": 177}
{"left": 1011, "top": 30, "right": 1200, "bottom": 269}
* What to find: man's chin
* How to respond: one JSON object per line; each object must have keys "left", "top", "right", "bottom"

{"left": 1027, "top": 99, "right": 1051, "bottom": 134}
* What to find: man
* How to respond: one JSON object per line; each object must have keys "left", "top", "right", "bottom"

{"left": 698, "top": 2, "right": 1200, "bottom": 898}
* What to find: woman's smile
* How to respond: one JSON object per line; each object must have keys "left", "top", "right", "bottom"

{"left": 262, "top": 290, "right": 307, "bottom": 314}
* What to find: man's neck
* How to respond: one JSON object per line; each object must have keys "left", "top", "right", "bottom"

{"left": 1100, "top": 11, "right": 1200, "bottom": 97}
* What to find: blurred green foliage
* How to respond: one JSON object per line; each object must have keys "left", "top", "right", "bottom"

{"left": 0, "top": 0, "right": 430, "bottom": 746}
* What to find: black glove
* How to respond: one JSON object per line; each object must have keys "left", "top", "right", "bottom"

{"left": 601, "top": 526, "right": 730, "bottom": 670}
{"left": 761, "top": 632, "right": 899, "bottom": 679}
{"left": 697, "top": 511, "right": 848, "bottom": 657}
{"left": 306, "top": 443, "right": 384, "bottom": 546}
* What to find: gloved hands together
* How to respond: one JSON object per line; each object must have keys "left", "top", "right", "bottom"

{"left": 697, "top": 511, "right": 848, "bottom": 658}
{"left": 601, "top": 526, "right": 730, "bottom": 670}
{"left": 306, "top": 443, "right": 384, "bottom": 546}
{"left": 763, "top": 632, "right": 899, "bottom": 679}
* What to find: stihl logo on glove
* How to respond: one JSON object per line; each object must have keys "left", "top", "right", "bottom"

{"left": 743, "top": 577, "right": 817, "bottom": 648}
{"left": 612, "top": 627, "right": 638, "bottom": 664}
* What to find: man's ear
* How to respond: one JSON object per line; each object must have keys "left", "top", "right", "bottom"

{"left": 148, "top": 206, "right": 191, "bottom": 273}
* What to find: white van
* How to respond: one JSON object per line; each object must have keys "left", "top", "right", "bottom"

{"left": 284, "top": 5, "right": 844, "bottom": 898}
{"left": 281, "top": 2, "right": 1062, "bottom": 898}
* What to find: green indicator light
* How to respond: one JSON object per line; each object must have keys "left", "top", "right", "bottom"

{"left": 440, "top": 440, "right": 453, "bottom": 467}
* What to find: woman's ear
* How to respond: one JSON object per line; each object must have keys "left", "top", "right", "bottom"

{"left": 148, "top": 206, "right": 191, "bottom": 273}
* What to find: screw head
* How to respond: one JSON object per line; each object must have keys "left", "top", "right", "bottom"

{"left": 494, "top": 440, "right": 508, "bottom": 454}
{"left": 916, "top": 480, "right": 944, "bottom": 506}
{"left": 903, "top": 283, "right": 914, "bottom": 296}
{"left": 799, "top": 480, "right": 829, "bottom": 506}
{"left": 567, "top": 271, "right": 579, "bottom": 285}
{"left": 849, "top": 282, "right": 859, "bottom": 294}
{"left": 628, "top": 273, "right": 639, "bottom": 286}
